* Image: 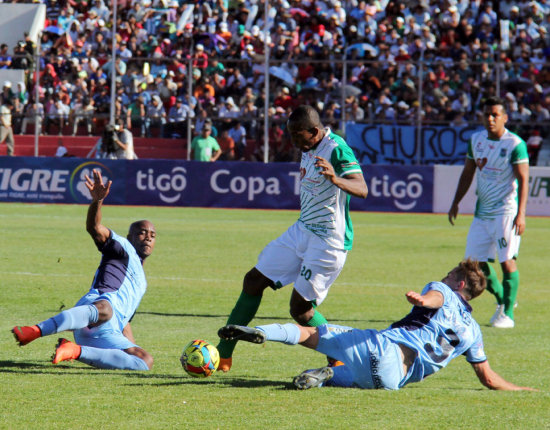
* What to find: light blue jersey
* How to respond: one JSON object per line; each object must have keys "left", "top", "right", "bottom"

{"left": 316, "top": 282, "right": 486, "bottom": 390}
{"left": 74, "top": 230, "right": 148, "bottom": 350}
{"left": 382, "top": 282, "right": 487, "bottom": 387}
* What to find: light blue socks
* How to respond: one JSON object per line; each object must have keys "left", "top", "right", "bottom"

{"left": 256, "top": 323, "right": 301, "bottom": 345}
{"left": 79, "top": 347, "right": 149, "bottom": 370}
{"left": 37, "top": 305, "right": 99, "bottom": 336}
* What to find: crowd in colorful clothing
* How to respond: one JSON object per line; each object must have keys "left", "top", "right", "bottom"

{"left": 1, "top": 0, "right": 550, "bottom": 161}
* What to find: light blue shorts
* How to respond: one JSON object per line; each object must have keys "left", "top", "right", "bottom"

{"left": 73, "top": 289, "right": 138, "bottom": 350}
{"left": 316, "top": 324, "right": 404, "bottom": 390}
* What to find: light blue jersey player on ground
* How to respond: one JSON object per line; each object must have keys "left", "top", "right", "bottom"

{"left": 12, "top": 169, "right": 156, "bottom": 371}
{"left": 219, "top": 260, "right": 534, "bottom": 391}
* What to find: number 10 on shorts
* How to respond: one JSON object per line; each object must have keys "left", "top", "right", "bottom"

{"left": 300, "top": 266, "right": 312, "bottom": 281}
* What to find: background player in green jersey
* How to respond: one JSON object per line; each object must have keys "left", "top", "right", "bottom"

{"left": 449, "top": 97, "right": 529, "bottom": 329}
{"left": 216, "top": 105, "right": 368, "bottom": 372}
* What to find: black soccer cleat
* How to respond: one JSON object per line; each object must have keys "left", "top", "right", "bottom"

{"left": 217, "top": 325, "right": 266, "bottom": 344}
{"left": 293, "top": 367, "right": 334, "bottom": 390}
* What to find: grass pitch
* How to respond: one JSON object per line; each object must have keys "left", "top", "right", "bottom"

{"left": 0, "top": 203, "right": 549, "bottom": 429}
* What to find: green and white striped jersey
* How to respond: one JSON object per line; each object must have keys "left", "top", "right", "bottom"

{"left": 467, "top": 128, "right": 529, "bottom": 219}
{"left": 298, "top": 129, "right": 363, "bottom": 250}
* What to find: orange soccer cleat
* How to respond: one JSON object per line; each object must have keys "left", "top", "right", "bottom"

{"left": 52, "top": 338, "right": 81, "bottom": 364}
{"left": 12, "top": 325, "right": 41, "bottom": 346}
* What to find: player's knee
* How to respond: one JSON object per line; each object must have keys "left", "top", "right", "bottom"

{"left": 243, "top": 268, "right": 271, "bottom": 295}
{"left": 290, "top": 306, "right": 314, "bottom": 325}
{"left": 127, "top": 347, "right": 154, "bottom": 370}
{"left": 501, "top": 259, "right": 517, "bottom": 273}
{"left": 142, "top": 353, "right": 154, "bottom": 370}
{"left": 92, "top": 300, "right": 113, "bottom": 323}
{"left": 289, "top": 292, "right": 314, "bottom": 324}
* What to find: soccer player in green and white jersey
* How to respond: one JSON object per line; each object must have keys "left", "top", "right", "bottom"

{"left": 449, "top": 96, "right": 529, "bottom": 329}
{"left": 216, "top": 105, "right": 368, "bottom": 372}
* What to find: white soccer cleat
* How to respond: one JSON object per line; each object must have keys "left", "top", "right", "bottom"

{"left": 492, "top": 314, "right": 515, "bottom": 329}
{"left": 293, "top": 367, "right": 334, "bottom": 390}
{"left": 489, "top": 304, "right": 504, "bottom": 325}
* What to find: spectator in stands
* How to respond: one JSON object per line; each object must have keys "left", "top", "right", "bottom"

{"left": 126, "top": 95, "right": 145, "bottom": 138}
{"left": 11, "top": 97, "right": 25, "bottom": 135}
{"left": 346, "top": 97, "right": 365, "bottom": 122}
{"left": 0, "top": 81, "right": 13, "bottom": 106}
{"left": 193, "top": 44, "right": 209, "bottom": 69}
{"left": 0, "top": 99, "right": 14, "bottom": 156}
{"left": 3, "top": 0, "right": 550, "bottom": 153}
{"left": 218, "top": 96, "right": 240, "bottom": 124}
{"left": 217, "top": 128, "right": 236, "bottom": 161}
{"left": 93, "top": 86, "right": 111, "bottom": 120}
{"left": 228, "top": 120, "right": 247, "bottom": 160}
{"left": 167, "top": 97, "right": 193, "bottom": 138}
{"left": 193, "top": 108, "right": 210, "bottom": 137}
{"left": 113, "top": 117, "right": 137, "bottom": 160}
{"left": 241, "top": 98, "right": 259, "bottom": 136}
{"left": 190, "top": 122, "right": 221, "bottom": 162}
{"left": 526, "top": 129, "right": 544, "bottom": 165}
{"left": 71, "top": 95, "right": 95, "bottom": 136}
{"left": 0, "top": 44, "right": 11, "bottom": 69}
{"left": 12, "top": 41, "right": 33, "bottom": 79}
{"left": 145, "top": 95, "right": 167, "bottom": 137}
{"left": 20, "top": 100, "right": 44, "bottom": 135}
{"left": 193, "top": 75, "right": 216, "bottom": 106}
{"left": 45, "top": 98, "right": 70, "bottom": 135}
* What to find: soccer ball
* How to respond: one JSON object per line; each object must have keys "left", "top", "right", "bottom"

{"left": 180, "top": 339, "right": 220, "bottom": 378}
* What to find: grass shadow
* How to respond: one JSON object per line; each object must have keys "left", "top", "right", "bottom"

{"left": 132, "top": 376, "right": 295, "bottom": 390}
{"left": 0, "top": 360, "right": 182, "bottom": 380}
{"left": 137, "top": 311, "right": 388, "bottom": 325}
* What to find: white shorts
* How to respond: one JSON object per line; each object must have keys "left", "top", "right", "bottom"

{"left": 464, "top": 215, "right": 520, "bottom": 263}
{"left": 255, "top": 222, "right": 347, "bottom": 305}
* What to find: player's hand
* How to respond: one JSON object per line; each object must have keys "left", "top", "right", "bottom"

{"left": 513, "top": 213, "right": 526, "bottom": 236}
{"left": 85, "top": 168, "right": 112, "bottom": 202}
{"left": 405, "top": 291, "right": 425, "bottom": 306}
{"left": 314, "top": 156, "right": 336, "bottom": 183}
{"left": 448, "top": 203, "right": 458, "bottom": 225}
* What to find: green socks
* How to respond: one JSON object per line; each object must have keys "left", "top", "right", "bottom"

{"left": 502, "top": 271, "right": 519, "bottom": 319}
{"left": 482, "top": 263, "right": 504, "bottom": 305}
{"left": 217, "top": 293, "right": 328, "bottom": 358}
{"left": 305, "top": 309, "right": 328, "bottom": 327}
{"left": 217, "top": 291, "right": 262, "bottom": 358}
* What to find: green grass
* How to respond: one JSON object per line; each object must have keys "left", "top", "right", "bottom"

{"left": 0, "top": 204, "right": 549, "bottom": 429}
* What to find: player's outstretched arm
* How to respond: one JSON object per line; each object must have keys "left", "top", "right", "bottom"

{"left": 85, "top": 168, "right": 112, "bottom": 246}
{"left": 471, "top": 360, "right": 536, "bottom": 391}
{"left": 448, "top": 157, "right": 476, "bottom": 225}
{"left": 405, "top": 290, "right": 444, "bottom": 309}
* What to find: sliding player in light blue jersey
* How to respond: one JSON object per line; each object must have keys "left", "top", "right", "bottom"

{"left": 12, "top": 169, "right": 156, "bottom": 371}
{"left": 216, "top": 105, "right": 368, "bottom": 372}
{"left": 219, "top": 260, "right": 534, "bottom": 391}
{"left": 449, "top": 96, "right": 529, "bottom": 329}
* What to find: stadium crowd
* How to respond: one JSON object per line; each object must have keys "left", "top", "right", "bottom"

{"left": 1, "top": 0, "right": 550, "bottom": 162}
